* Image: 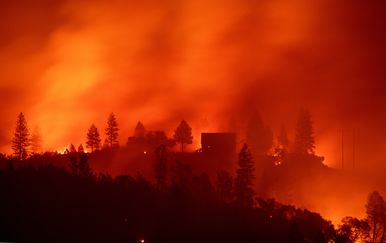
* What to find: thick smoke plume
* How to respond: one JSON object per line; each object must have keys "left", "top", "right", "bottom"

{"left": 1, "top": 0, "right": 386, "bottom": 164}
{"left": 1, "top": 0, "right": 386, "bottom": 223}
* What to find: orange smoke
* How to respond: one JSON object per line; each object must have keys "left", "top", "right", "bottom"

{"left": 0, "top": 1, "right": 385, "bottom": 174}
{"left": 1, "top": 0, "right": 386, "bottom": 227}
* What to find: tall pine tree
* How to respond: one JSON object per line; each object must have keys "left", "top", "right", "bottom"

{"left": 134, "top": 121, "right": 146, "bottom": 138}
{"left": 12, "top": 112, "right": 30, "bottom": 160}
{"left": 86, "top": 124, "right": 101, "bottom": 152}
{"left": 105, "top": 112, "right": 119, "bottom": 148}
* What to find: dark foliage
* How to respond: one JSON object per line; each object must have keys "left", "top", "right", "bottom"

{"left": 105, "top": 112, "right": 119, "bottom": 148}
{"left": 0, "top": 156, "right": 335, "bottom": 243}
{"left": 12, "top": 112, "right": 30, "bottom": 160}
{"left": 173, "top": 120, "right": 193, "bottom": 153}
{"left": 86, "top": 124, "right": 101, "bottom": 152}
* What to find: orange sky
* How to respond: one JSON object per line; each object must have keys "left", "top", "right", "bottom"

{"left": 0, "top": 0, "right": 386, "bottom": 172}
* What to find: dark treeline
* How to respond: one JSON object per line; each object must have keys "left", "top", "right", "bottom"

{"left": 3, "top": 110, "right": 386, "bottom": 242}
{"left": 1, "top": 147, "right": 386, "bottom": 242}
{"left": 9, "top": 112, "right": 194, "bottom": 159}
{"left": 0, "top": 161, "right": 335, "bottom": 242}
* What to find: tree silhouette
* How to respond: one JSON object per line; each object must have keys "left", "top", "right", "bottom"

{"left": 246, "top": 112, "right": 273, "bottom": 156}
{"left": 154, "top": 144, "right": 167, "bottom": 190}
{"left": 366, "top": 191, "right": 386, "bottom": 243}
{"left": 134, "top": 121, "right": 146, "bottom": 138}
{"left": 173, "top": 120, "right": 193, "bottom": 153}
{"left": 86, "top": 124, "right": 101, "bottom": 152}
{"left": 69, "top": 144, "right": 77, "bottom": 153}
{"left": 12, "top": 112, "right": 30, "bottom": 160}
{"left": 127, "top": 122, "right": 148, "bottom": 147}
{"left": 67, "top": 146, "right": 91, "bottom": 177}
{"left": 0, "top": 154, "right": 338, "bottom": 242}
{"left": 105, "top": 112, "right": 119, "bottom": 148}
{"left": 235, "top": 144, "right": 255, "bottom": 207}
{"left": 78, "top": 144, "right": 85, "bottom": 153}
{"left": 337, "top": 216, "right": 370, "bottom": 242}
{"left": 294, "top": 108, "right": 315, "bottom": 155}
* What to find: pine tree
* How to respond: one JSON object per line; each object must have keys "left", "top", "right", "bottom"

{"left": 78, "top": 144, "right": 84, "bottom": 153}
{"left": 86, "top": 124, "right": 101, "bottom": 152}
{"left": 105, "top": 112, "right": 119, "bottom": 148}
{"left": 235, "top": 144, "right": 255, "bottom": 207}
{"left": 134, "top": 121, "right": 146, "bottom": 138}
{"left": 154, "top": 144, "right": 168, "bottom": 190}
{"left": 173, "top": 120, "right": 193, "bottom": 153}
{"left": 294, "top": 108, "right": 315, "bottom": 155}
{"left": 69, "top": 144, "right": 77, "bottom": 153}
{"left": 12, "top": 112, "right": 30, "bottom": 160}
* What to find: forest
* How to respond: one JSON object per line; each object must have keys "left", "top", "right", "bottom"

{"left": 1, "top": 0, "right": 385, "bottom": 241}
{"left": 1, "top": 110, "right": 386, "bottom": 243}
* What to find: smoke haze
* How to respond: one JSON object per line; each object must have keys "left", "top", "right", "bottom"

{"left": 1, "top": 0, "right": 386, "bottom": 171}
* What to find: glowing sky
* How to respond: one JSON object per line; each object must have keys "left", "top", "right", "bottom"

{"left": 0, "top": 0, "right": 385, "bottom": 171}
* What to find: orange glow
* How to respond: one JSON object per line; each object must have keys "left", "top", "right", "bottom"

{"left": 1, "top": 0, "right": 386, "bottom": 227}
